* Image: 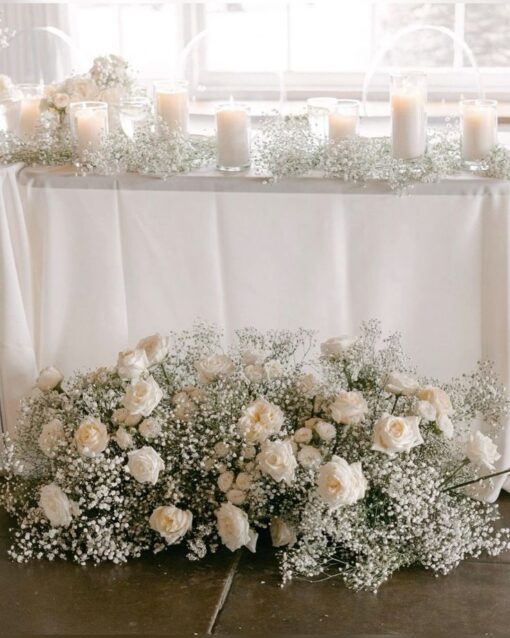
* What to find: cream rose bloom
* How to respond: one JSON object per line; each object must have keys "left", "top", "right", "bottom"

{"left": 117, "top": 348, "right": 149, "bottom": 380}
{"left": 74, "top": 417, "right": 109, "bottom": 458}
{"left": 241, "top": 349, "right": 265, "bottom": 365}
{"left": 257, "top": 439, "right": 297, "bottom": 485}
{"left": 214, "top": 441, "right": 230, "bottom": 457}
{"left": 294, "top": 427, "right": 313, "bottom": 444}
{"left": 36, "top": 366, "right": 63, "bottom": 392}
{"left": 122, "top": 376, "right": 163, "bottom": 417}
{"left": 137, "top": 333, "right": 170, "bottom": 365}
{"left": 296, "top": 373, "right": 319, "bottom": 398}
{"left": 320, "top": 336, "right": 357, "bottom": 357}
{"left": 218, "top": 471, "right": 234, "bottom": 493}
{"left": 244, "top": 364, "right": 265, "bottom": 383}
{"left": 215, "top": 502, "right": 257, "bottom": 552}
{"left": 227, "top": 489, "right": 246, "bottom": 505}
{"left": 372, "top": 413, "right": 423, "bottom": 455}
{"left": 195, "top": 354, "right": 234, "bottom": 384}
{"left": 112, "top": 407, "right": 142, "bottom": 427}
{"left": 172, "top": 386, "right": 204, "bottom": 420}
{"left": 114, "top": 427, "right": 133, "bottom": 450}
{"left": 149, "top": 505, "right": 192, "bottom": 544}
{"left": 298, "top": 445, "right": 322, "bottom": 469}
{"left": 39, "top": 484, "right": 73, "bottom": 527}
{"left": 437, "top": 414, "right": 454, "bottom": 439}
{"left": 317, "top": 456, "right": 368, "bottom": 508}
{"left": 53, "top": 92, "right": 70, "bottom": 109}
{"left": 235, "top": 472, "right": 252, "bottom": 491}
{"left": 270, "top": 517, "right": 297, "bottom": 547}
{"left": 139, "top": 418, "right": 162, "bottom": 439}
{"left": 330, "top": 390, "right": 368, "bottom": 426}
{"left": 415, "top": 400, "right": 437, "bottom": 422}
{"left": 384, "top": 372, "right": 419, "bottom": 396}
{"left": 314, "top": 420, "right": 336, "bottom": 442}
{"left": 465, "top": 431, "right": 500, "bottom": 470}
{"left": 38, "top": 419, "right": 65, "bottom": 458}
{"left": 263, "top": 360, "right": 283, "bottom": 380}
{"left": 127, "top": 446, "right": 165, "bottom": 484}
{"left": 416, "top": 386, "right": 453, "bottom": 417}
{"left": 237, "top": 398, "right": 285, "bottom": 443}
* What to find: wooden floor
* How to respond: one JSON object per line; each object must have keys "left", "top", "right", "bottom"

{"left": 1, "top": 496, "right": 510, "bottom": 637}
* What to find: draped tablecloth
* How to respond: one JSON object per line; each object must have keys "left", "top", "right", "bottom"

{"left": 1, "top": 162, "right": 510, "bottom": 498}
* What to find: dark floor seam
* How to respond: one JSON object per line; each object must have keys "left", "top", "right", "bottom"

{"left": 207, "top": 551, "right": 242, "bottom": 634}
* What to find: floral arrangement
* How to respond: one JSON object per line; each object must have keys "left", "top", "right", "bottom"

{"left": 1, "top": 322, "right": 509, "bottom": 591}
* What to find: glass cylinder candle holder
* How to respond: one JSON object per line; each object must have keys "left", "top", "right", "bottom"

{"left": 390, "top": 71, "right": 427, "bottom": 161}
{"left": 17, "top": 83, "right": 43, "bottom": 140}
{"left": 154, "top": 81, "right": 189, "bottom": 135}
{"left": 460, "top": 99, "right": 498, "bottom": 170}
{"left": 0, "top": 96, "right": 21, "bottom": 134}
{"left": 69, "top": 101, "right": 109, "bottom": 157}
{"left": 328, "top": 99, "right": 360, "bottom": 142}
{"left": 118, "top": 96, "right": 152, "bottom": 139}
{"left": 215, "top": 101, "right": 251, "bottom": 172}
{"left": 307, "top": 97, "right": 337, "bottom": 138}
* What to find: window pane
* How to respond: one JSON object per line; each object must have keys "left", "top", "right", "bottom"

{"left": 288, "top": 4, "right": 373, "bottom": 72}
{"left": 465, "top": 3, "right": 510, "bottom": 67}
{"left": 373, "top": 3, "right": 455, "bottom": 68}
{"left": 204, "top": 3, "right": 287, "bottom": 72}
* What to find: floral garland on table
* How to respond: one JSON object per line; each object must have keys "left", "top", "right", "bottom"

{"left": 1, "top": 321, "right": 510, "bottom": 591}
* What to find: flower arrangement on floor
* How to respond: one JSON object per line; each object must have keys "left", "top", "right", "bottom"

{"left": 1, "top": 322, "right": 509, "bottom": 591}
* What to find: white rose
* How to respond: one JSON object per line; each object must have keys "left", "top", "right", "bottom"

{"left": 117, "top": 348, "right": 148, "bottom": 380}
{"left": 330, "top": 390, "right": 368, "bottom": 426}
{"left": 296, "top": 373, "right": 319, "bottom": 398}
{"left": 264, "top": 360, "right": 283, "bottom": 380}
{"left": 372, "top": 413, "right": 423, "bottom": 455}
{"left": 39, "top": 484, "right": 73, "bottom": 527}
{"left": 242, "top": 349, "right": 265, "bottom": 365}
{"left": 53, "top": 92, "right": 70, "bottom": 109}
{"left": 36, "top": 366, "right": 63, "bottom": 392}
{"left": 74, "top": 417, "right": 109, "bottom": 458}
{"left": 122, "top": 376, "right": 163, "bottom": 417}
{"left": 38, "top": 419, "right": 65, "bottom": 458}
{"left": 270, "top": 517, "right": 297, "bottom": 547}
{"left": 196, "top": 354, "right": 234, "bottom": 384}
{"left": 215, "top": 502, "right": 257, "bottom": 552}
{"left": 320, "top": 336, "right": 357, "bottom": 357}
{"left": 257, "top": 439, "right": 297, "bottom": 485}
{"left": 139, "top": 418, "right": 162, "bottom": 439}
{"left": 465, "top": 431, "right": 500, "bottom": 470}
{"left": 114, "top": 427, "right": 133, "bottom": 450}
{"left": 317, "top": 456, "right": 368, "bottom": 508}
{"left": 218, "top": 470, "right": 234, "bottom": 492}
{"left": 314, "top": 420, "right": 336, "bottom": 442}
{"left": 136, "top": 333, "right": 169, "bottom": 366}
{"left": 237, "top": 398, "right": 285, "bottom": 443}
{"left": 437, "top": 414, "right": 454, "bottom": 439}
{"left": 244, "top": 364, "right": 265, "bottom": 383}
{"left": 298, "top": 445, "right": 322, "bottom": 469}
{"left": 149, "top": 505, "right": 192, "bottom": 544}
{"left": 416, "top": 386, "right": 453, "bottom": 417}
{"left": 235, "top": 472, "right": 252, "bottom": 491}
{"left": 294, "top": 427, "right": 313, "bottom": 444}
{"left": 227, "top": 489, "right": 246, "bottom": 505}
{"left": 384, "top": 372, "right": 419, "bottom": 396}
{"left": 127, "top": 446, "right": 165, "bottom": 484}
{"left": 415, "top": 400, "right": 437, "bottom": 422}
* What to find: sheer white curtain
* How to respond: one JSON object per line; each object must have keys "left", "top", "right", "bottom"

{"left": 0, "top": 3, "right": 72, "bottom": 83}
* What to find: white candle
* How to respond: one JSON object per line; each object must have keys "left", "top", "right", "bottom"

{"left": 328, "top": 113, "right": 358, "bottom": 141}
{"left": 74, "top": 108, "right": 108, "bottom": 152}
{"left": 391, "top": 89, "right": 426, "bottom": 160}
{"left": 216, "top": 101, "right": 250, "bottom": 170}
{"left": 461, "top": 101, "right": 497, "bottom": 162}
{"left": 156, "top": 87, "right": 189, "bottom": 134}
{"left": 19, "top": 97, "right": 41, "bottom": 138}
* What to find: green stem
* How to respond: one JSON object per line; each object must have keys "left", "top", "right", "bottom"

{"left": 439, "top": 458, "right": 470, "bottom": 488}
{"left": 160, "top": 363, "right": 172, "bottom": 387}
{"left": 391, "top": 395, "right": 400, "bottom": 414}
{"left": 445, "top": 466, "right": 510, "bottom": 492}
{"left": 343, "top": 361, "right": 352, "bottom": 390}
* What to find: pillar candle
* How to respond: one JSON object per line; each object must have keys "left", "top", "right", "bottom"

{"left": 156, "top": 88, "right": 189, "bottom": 134}
{"left": 19, "top": 97, "right": 41, "bottom": 138}
{"left": 216, "top": 102, "right": 250, "bottom": 170}
{"left": 74, "top": 108, "right": 108, "bottom": 152}
{"left": 390, "top": 89, "right": 426, "bottom": 160}
{"left": 461, "top": 103, "right": 497, "bottom": 161}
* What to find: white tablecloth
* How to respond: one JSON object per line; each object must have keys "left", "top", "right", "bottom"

{"left": 2, "top": 163, "right": 510, "bottom": 498}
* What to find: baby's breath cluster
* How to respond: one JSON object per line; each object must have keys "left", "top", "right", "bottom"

{"left": 1, "top": 321, "right": 509, "bottom": 591}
